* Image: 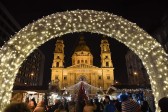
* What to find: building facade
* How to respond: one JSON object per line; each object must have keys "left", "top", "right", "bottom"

{"left": 14, "top": 49, "right": 45, "bottom": 86}
{"left": 11, "top": 49, "right": 45, "bottom": 103}
{"left": 125, "top": 50, "right": 150, "bottom": 87}
{"left": 51, "top": 36, "right": 114, "bottom": 93}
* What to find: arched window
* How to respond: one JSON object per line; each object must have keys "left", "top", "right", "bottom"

{"left": 56, "top": 62, "right": 59, "bottom": 67}
{"left": 106, "top": 62, "right": 109, "bottom": 67}
{"left": 64, "top": 76, "right": 67, "bottom": 80}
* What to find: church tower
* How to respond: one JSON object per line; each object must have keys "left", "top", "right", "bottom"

{"left": 52, "top": 38, "right": 64, "bottom": 68}
{"left": 51, "top": 38, "right": 64, "bottom": 88}
{"left": 100, "top": 37, "right": 114, "bottom": 86}
{"left": 100, "top": 37, "right": 113, "bottom": 67}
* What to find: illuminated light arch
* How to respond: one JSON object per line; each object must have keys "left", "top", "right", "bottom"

{"left": 0, "top": 10, "right": 167, "bottom": 111}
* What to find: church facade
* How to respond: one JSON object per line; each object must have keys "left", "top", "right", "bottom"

{"left": 51, "top": 36, "right": 114, "bottom": 92}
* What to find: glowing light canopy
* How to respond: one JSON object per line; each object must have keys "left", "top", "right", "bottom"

{"left": 0, "top": 10, "right": 167, "bottom": 111}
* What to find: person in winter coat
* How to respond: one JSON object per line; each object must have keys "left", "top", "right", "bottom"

{"left": 141, "top": 100, "right": 152, "bottom": 112}
{"left": 103, "top": 95, "right": 117, "bottom": 112}
{"left": 120, "top": 94, "right": 141, "bottom": 112}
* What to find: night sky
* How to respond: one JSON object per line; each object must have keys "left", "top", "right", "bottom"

{"left": 1, "top": 0, "right": 167, "bottom": 87}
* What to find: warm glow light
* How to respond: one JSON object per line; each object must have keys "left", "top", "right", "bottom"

{"left": 31, "top": 73, "right": 34, "bottom": 76}
{"left": 133, "top": 72, "right": 138, "bottom": 76}
{"left": 0, "top": 10, "right": 167, "bottom": 112}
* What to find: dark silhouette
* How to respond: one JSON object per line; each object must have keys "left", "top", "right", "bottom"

{"left": 141, "top": 100, "right": 152, "bottom": 112}
{"left": 4, "top": 102, "right": 30, "bottom": 112}
{"left": 104, "top": 95, "right": 117, "bottom": 112}
{"left": 158, "top": 97, "right": 168, "bottom": 112}
{"left": 113, "top": 100, "right": 121, "bottom": 112}
{"left": 94, "top": 98, "right": 104, "bottom": 112}
{"left": 49, "top": 99, "right": 60, "bottom": 112}
{"left": 62, "top": 97, "right": 69, "bottom": 112}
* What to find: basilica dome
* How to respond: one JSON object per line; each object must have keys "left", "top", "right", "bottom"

{"left": 74, "top": 36, "right": 90, "bottom": 52}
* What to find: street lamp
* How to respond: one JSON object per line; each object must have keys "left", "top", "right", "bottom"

{"left": 114, "top": 80, "right": 120, "bottom": 85}
{"left": 133, "top": 72, "right": 138, "bottom": 76}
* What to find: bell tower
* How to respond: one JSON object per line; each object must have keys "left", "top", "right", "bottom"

{"left": 52, "top": 38, "right": 64, "bottom": 68}
{"left": 100, "top": 37, "right": 113, "bottom": 68}
{"left": 100, "top": 37, "right": 114, "bottom": 86}
{"left": 51, "top": 38, "right": 64, "bottom": 89}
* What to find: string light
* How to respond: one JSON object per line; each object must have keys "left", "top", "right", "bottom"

{"left": 0, "top": 10, "right": 167, "bottom": 111}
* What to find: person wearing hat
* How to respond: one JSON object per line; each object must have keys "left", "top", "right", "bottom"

{"left": 120, "top": 94, "right": 141, "bottom": 112}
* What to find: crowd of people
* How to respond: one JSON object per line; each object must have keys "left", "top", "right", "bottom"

{"left": 3, "top": 95, "right": 168, "bottom": 112}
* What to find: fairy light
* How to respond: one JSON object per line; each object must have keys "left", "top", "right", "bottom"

{"left": 0, "top": 10, "right": 167, "bottom": 112}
